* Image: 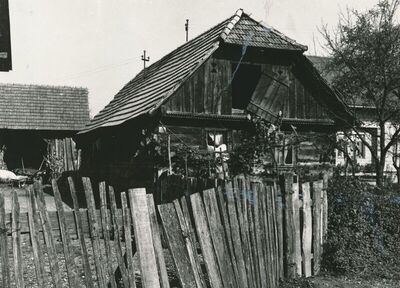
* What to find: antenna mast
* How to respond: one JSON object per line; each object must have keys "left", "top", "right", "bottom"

{"left": 185, "top": 19, "right": 189, "bottom": 42}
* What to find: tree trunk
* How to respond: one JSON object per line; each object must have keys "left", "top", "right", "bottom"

{"left": 376, "top": 123, "right": 386, "bottom": 187}
{"left": 397, "top": 169, "right": 400, "bottom": 191}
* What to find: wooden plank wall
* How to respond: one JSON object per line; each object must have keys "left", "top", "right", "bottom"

{"left": 49, "top": 138, "right": 78, "bottom": 171}
{"left": 0, "top": 174, "right": 329, "bottom": 287}
{"left": 164, "top": 57, "right": 330, "bottom": 121}
{"left": 164, "top": 57, "right": 232, "bottom": 115}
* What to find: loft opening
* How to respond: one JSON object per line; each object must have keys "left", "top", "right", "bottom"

{"left": 231, "top": 63, "right": 261, "bottom": 110}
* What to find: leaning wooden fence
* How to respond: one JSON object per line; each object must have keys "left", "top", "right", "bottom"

{"left": 0, "top": 173, "right": 328, "bottom": 287}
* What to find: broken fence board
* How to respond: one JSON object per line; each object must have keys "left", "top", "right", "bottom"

{"left": 129, "top": 188, "right": 161, "bottom": 288}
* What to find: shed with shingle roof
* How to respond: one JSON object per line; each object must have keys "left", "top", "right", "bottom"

{"left": 0, "top": 83, "right": 89, "bottom": 173}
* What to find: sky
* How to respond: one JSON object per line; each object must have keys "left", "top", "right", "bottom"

{"left": 1, "top": 0, "right": 380, "bottom": 117}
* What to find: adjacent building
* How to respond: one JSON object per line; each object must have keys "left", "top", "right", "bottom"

{"left": 0, "top": 83, "right": 89, "bottom": 175}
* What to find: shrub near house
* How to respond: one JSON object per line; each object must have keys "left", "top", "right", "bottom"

{"left": 323, "top": 174, "right": 400, "bottom": 280}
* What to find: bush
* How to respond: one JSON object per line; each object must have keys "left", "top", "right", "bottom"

{"left": 323, "top": 175, "right": 400, "bottom": 280}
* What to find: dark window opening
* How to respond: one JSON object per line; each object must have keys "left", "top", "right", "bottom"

{"left": 231, "top": 63, "right": 261, "bottom": 110}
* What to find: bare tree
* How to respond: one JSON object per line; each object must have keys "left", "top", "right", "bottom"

{"left": 322, "top": 0, "right": 400, "bottom": 186}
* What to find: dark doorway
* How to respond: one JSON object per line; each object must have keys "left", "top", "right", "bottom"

{"left": 4, "top": 131, "right": 47, "bottom": 171}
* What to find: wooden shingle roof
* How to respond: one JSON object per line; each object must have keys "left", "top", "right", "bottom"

{"left": 80, "top": 9, "right": 307, "bottom": 135}
{"left": 0, "top": 83, "right": 89, "bottom": 131}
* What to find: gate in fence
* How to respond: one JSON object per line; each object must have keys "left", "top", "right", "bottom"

{"left": 0, "top": 173, "right": 328, "bottom": 287}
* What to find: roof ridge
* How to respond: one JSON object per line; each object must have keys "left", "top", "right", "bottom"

{"left": 0, "top": 82, "right": 89, "bottom": 91}
{"left": 220, "top": 8, "right": 243, "bottom": 41}
{"left": 252, "top": 16, "right": 307, "bottom": 51}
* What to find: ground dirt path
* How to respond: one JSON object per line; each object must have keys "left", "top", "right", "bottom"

{"left": 310, "top": 275, "right": 400, "bottom": 288}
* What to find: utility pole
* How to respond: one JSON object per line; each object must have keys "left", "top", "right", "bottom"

{"left": 141, "top": 50, "right": 150, "bottom": 69}
{"left": 185, "top": 19, "right": 189, "bottom": 42}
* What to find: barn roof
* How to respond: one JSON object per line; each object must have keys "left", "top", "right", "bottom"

{"left": 79, "top": 9, "right": 307, "bottom": 135}
{"left": 0, "top": 83, "right": 89, "bottom": 131}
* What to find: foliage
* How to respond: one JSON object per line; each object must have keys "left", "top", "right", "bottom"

{"left": 228, "top": 116, "right": 282, "bottom": 176}
{"left": 322, "top": 0, "right": 400, "bottom": 186}
{"left": 323, "top": 174, "right": 400, "bottom": 280}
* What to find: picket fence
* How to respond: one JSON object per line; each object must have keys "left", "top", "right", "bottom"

{"left": 0, "top": 173, "right": 328, "bottom": 287}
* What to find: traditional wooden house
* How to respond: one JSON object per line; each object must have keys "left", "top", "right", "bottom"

{"left": 76, "top": 9, "right": 353, "bottom": 193}
{"left": 0, "top": 83, "right": 89, "bottom": 175}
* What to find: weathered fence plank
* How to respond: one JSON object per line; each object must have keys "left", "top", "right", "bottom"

{"left": 292, "top": 182, "right": 302, "bottom": 276}
{"left": 129, "top": 188, "right": 161, "bottom": 288}
{"left": 225, "top": 182, "right": 248, "bottom": 288}
{"left": 0, "top": 193, "right": 10, "bottom": 287}
{"left": 121, "top": 192, "right": 137, "bottom": 288}
{"left": 302, "top": 182, "right": 312, "bottom": 277}
{"left": 147, "top": 194, "right": 170, "bottom": 288}
{"left": 27, "top": 186, "right": 45, "bottom": 287}
{"left": 313, "top": 180, "right": 323, "bottom": 275}
{"left": 283, "top": 173, "right": 296, "bottom": 278}
{"left": 190, "top": 192, "right": 223, "bottom": 288}
{"left": 83, "top": 177, "right": 108, "bottom": 287}
{"left": 68, "top": 177, "right": 94, "bottom": 288}
{"left": 99, "top": 182, "right": 118, "bottom": 288}
{"left": 53, "top": 180, "right": 79, "bottom": 287}
{"left": 216, "top": 186, "right": 240, "bottom": 286}
{"left": 11, "top": 191, "right": 24, "bottom": 288}
{"left": 109, "top": 186, "right": 130, "bottom": 288}
{"left": 35, "top": 183, "right": 63, "bottom": 288}
{"left": 203, "top": 188, "right": 236, "bottom": 288}
{"left": 170, "top": 200, "right": 205, "bottom": 287}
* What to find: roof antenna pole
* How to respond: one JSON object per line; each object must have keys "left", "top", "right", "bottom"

{"left": 185, "top": 19, "right": 189, "bottom": 42}
{"left": 141, "top": 50, "right": 150, "bottom": 69}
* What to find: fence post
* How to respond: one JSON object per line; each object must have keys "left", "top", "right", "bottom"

{"left": 312, "top": 180, "right": 323, "bottom": 275}
{"left": 283, "top": 172, "right": 296, "bottom": 279}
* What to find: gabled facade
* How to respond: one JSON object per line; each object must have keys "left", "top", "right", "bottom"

{"left": 76, "top": 10, "right": 353, "bottom": 193}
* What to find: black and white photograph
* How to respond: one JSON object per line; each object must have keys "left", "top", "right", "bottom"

{"left": 0, "top": 1, "right": 400, "bottom": 287}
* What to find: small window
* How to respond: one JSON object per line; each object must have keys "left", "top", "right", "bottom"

{"left": 277, "top": 138, "right": 296, "bottom": 166}
{"left": 231, "top": 63, "right": 262, "bottom": 109}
